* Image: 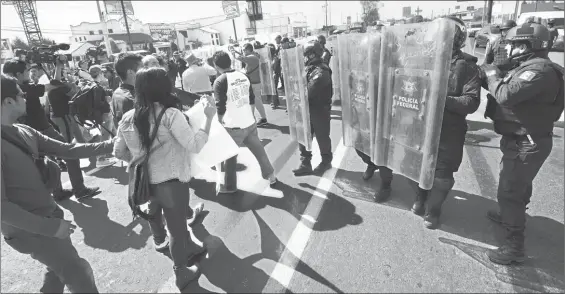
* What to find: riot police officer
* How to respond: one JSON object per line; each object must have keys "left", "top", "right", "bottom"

{"left": 484, "top": 19, "right": 517, "bottom": 66}
{"left": 480, "top": 22, "right": 563, "bottom": 265}
{"left": 374, "top": 16, "right": 482, "bottom": 230}
{"left": 317, "top": 35, "right": 332, "bottom": 65}
{"left": 293, "top": 41, "right": 334, "bottom": 176}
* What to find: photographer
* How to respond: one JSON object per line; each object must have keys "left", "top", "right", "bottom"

{"left": 2, "top": 59, "right": 98, "bottom": 201}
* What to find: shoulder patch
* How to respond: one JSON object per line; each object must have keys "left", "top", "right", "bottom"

{"left": 518, "top": 71, "right": 536, "bottom": 81}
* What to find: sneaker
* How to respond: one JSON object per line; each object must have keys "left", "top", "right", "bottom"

{"left": 57, "top": 160, "right": 67, "bottom": 172}
{"left": 257, "top": 118, "right": 268, "bottom": 127}
{"left": 53, "top": 189, "right": 74, "bottom": 202}
{"left": 74, "top": 187, "right": 100, "bottom": 200}
{"left": 174, "top": 265, "right": 200, "bottom": 290}
{"left": 154, "top": 236, "right": 170, "bottom": 252}
{"left": 97, "top": 156, "right": 117, "bottom": 167}
{"left": 187, "top": 203, "right": 205, "bottom": 226}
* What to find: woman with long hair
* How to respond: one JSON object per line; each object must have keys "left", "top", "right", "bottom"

{"left": 113, "top": 67, "right": 216, "bottom": 290}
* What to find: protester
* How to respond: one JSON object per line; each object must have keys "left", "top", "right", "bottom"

{"left": 181, "top": 53, "right": 217, "bottom": 95}
{"left": 273, "top": 35, "right": 284, "bottom": 90}
{"left": 113, "top": 67, "right": 215, "bottom": 291}
{"left": 1, "top": 74, "right": 115, "bottom": 293}
{"left": 266, "top": 43, "right": 281, "bottom": 109}
{"left": 112, "top": 53, "right": 143, "bottom": 128}
{"left": 232, "top": 43, "right": 269, "bottom": 126}
{"left": 212, "top": 50, "right": 278, "bottom": 192}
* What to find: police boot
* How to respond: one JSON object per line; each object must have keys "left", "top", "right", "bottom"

{"left": 174, "top": 264, "right": 200, "bottom": 290}
{"left": 293, "top": 159, "right": 313, "bottom": 176}
{"left": 424, "top": 178, "right": 454, "bottom": 229}
{"left": 411, "top": 188, "right": 429, "bottom": 216}
{"left": 373, "top": 181, "right": 392, "bottom": 203}
{"left": 313, "top": 155, "right": 332, "bottom": 175}
{"left": 487, "top": 231, "right": 526, "bottom": 265}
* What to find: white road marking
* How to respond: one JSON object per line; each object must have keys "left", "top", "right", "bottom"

{"left": 268, "top": 139, "right": 347, "bottom": 288}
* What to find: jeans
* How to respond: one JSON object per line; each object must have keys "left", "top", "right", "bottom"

{"left": 274, "top": 70, "right": 284, "bottom": 89}
{"left": 4, "top": 233, "right": 98, "bottom": 293}
{"left": 251, "top": 83, "right": 267, "bottom": 120}
{"left": 145, "top": 180, "right": 195, "bottom": 268}
{"left": 220, "top": 124, "right": 275, "bottom": 191}
{"left": 41, "top": 126, "right": 86, "bottom": 192}
{"left": 51, "top": 115, "right": 96, "bottom": 164}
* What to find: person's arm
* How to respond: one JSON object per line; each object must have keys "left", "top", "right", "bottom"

{"left": 24, "top": 125, "right": 113, "bottom": 159}
{"left": 1, "top": 163, "right": 60, "bottom": 236}
{"left": 483, "top": 40, "right": 495, "bottom": 65}
{"left": 168, "top": 109, "right": 210, "bottom": 154}
{"left": 488, "top": 66, "right": 551, "bottom": 107}
{"left": 445, "top": 62, "right": 481, "bottom": 116}
{"left": 214, "top": 74, "right": 228, "bottom": 123}
{"left": 112, "top": 124, "right": 132, "bottom": 162}
{"left": 307, "top": 68, "right": 331, "bottom": 102}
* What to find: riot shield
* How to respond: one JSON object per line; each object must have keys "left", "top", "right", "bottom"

{"left": 373, "top": 19, "right": 455, "bottom": 190}
{"left": 256, "top": 47, "right": 276, "bottom": 96}
{"left": 281, "top": 45, "right": 313, "bottom": 151}
{"left": 327, "top": 36, "right": 341, "bottom": 105}
{"left": 338, "top": 32, "right": 381, "bottom": 157}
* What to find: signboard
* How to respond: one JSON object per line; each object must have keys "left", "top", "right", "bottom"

{"left": 222, "top": 0, "right": 240, "bottom": 20}
{"left": 104, "top": 0, "right": 134, "bottom": 15}
{"left": 402, "top": 7, "right": 411, "bottom": 18}
{"left": 148, "top": 23, "right": 174, "bottom": 40}
{"left": 1, "top": 38, "right": 13, "bottom": 60}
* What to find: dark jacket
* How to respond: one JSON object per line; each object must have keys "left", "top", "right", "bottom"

{"left": 439, "top": 51, "right": 481, "bottom": 173}
{"left": 19, "top": 83, "right": 52, "bottom": 131}
{"left": 486, "top": 55, "right": 562, "bottom": 136}
{"left": 176, "top": 58, "right": 188, "bottom": 77}
{"left": 306, "top": 59, "right": 333, "bottom": 107}
{"left": 321, "top": 47, "right": 332, "bottom": 65}
{"left": 111, "top": 83, "right": 135, "bottom": 127}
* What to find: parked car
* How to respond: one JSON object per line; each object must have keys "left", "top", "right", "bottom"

{"left": 467, "top": 22, "right": 483, "bottom": 38}
{"left": 474, "top": 25, "right": 501, "bottom": 48}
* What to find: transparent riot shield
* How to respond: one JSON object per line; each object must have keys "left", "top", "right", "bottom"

{"left": 281, "top": 45, "right": 313, "bottom": 150}
{"left": 256, "top": 47, "right": 276, "bottom": 96}
{"left": 373, "top": 19, "right": 456, "bottom": 190}
{"left": 327, "top": 36, "right": 341, "bottom": 104}
{"left": 338, "top": 33, "right": 381, "bottom": 157}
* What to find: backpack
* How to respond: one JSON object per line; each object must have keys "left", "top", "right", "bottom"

{"left": 69, "top": 81, "right": 111, "bottom": 128}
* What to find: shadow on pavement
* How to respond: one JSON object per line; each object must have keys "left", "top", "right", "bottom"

{"left": 260, "top": 123, "right": 290, "bottom": 135}
{"left": 59, "top": 198, "right": 152, "bottom": 252}
{"left": 331, "top": 168, "right": 417, "bottom": 211}
{"left": 298, "top": 183, "right": 363, "bottom": 231}
{"left": 90, "top": 165, "right": 129, "bottom": 185}
{"left": 185, "top": 211, "right": 343, "bottom": 293}
{"left": 438, "top": 143, "right": 565, "bottom": 292}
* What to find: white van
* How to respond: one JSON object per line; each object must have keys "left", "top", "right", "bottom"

{"left": 517, "top": 11, "right": 564, "bottom": 36}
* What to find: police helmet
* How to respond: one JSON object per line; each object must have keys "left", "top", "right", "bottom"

{"left": 505, "top": 22, "right": 550, "bottom": 50}
{"left": 500, "top": 19, "right": 517, "bottom": 30}
{"left": 317, "top": 35, "right": 326, "bottom": 45}
{"left": 444, "top": 16, "right": 467, "bottom": 49}
{"left": 303, "top": 41, "right": 324, "bottom": 58}
{"left": 548, "top": 18, "right": 555, "bottom": 25}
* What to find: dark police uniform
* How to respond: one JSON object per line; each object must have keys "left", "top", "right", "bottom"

{"left": 483, "top": 56, "right": 563, "bottom": 260}
{"left": 376, "top": 51, "right": 481, "bottom": 226}
{"left": 484, "top": 37, "right": 510, "bottom": 66}
{"left": 296, "top": 59, "right": 333, "bottom": 171}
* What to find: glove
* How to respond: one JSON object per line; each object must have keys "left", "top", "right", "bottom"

{"left": 484, "top": 93, "right": 497, "bottom": 119}
{"left": 479, "top": 64, "right": 503, "bottom": 79}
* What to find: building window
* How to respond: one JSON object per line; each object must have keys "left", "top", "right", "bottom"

{"left": 89, "top": 31, "right": 94, "bottom": 35}
{"left": 108, "top": 29, "right": 113, "bottom": 33}
{"left": 98, "top": 30, "right": 103, "bottom": 34}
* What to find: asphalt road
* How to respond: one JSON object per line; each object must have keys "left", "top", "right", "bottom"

{"left": 2, "top": 40, "right": 564, "bottom": 293}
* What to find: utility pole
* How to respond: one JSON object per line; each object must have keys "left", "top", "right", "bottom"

{"left": 232, "top": 19, "right": 238, "bottom": 42}
{"left": 120, "top": 0, "right": 133, "bottom": 51}
{"left": 482, "top": 0, "right": 487, "bottom": 24}
{"left": 486, "top": 0, "right": 494, "bottom": 24}
{"left": 325, "top": 0, "right": 328, "bottom": 27}
{"left": 514, "top": 0, "right": 520, "bottom": 20}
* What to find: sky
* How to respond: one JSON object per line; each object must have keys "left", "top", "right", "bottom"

{"left": 0, "top": 1, "right": 461, "bottom": 44}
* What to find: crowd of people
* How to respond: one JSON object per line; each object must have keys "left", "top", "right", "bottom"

{"left": 1, "top": 15, "right": 563, "bottom": 293}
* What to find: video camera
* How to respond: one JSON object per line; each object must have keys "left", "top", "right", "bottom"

{"left": 16, "top": 43, "right": 71, "bottom": 64}
{"left": 86, "top": 45, "right": 107, "bottom": 59}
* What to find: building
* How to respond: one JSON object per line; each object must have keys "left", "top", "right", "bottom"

{"left": 69, "top": 16, "right": 153, "bottom": 50}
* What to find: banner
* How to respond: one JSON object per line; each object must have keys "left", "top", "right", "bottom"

{"left": 222, "top": 0, "right": 240, "bottom": 20}
{"left": 104, "top": 0, "right": 134, "bottom": 15}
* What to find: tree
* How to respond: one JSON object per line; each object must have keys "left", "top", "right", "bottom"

{"left": 360, "top": 1, "right": 380, "bottom": 26}
{"left": 11, "top": 36, "right": 30, "bottom": 50}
